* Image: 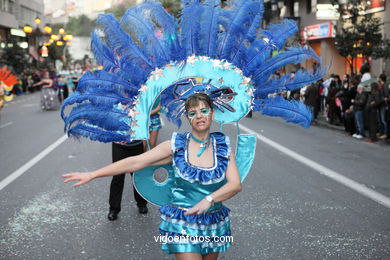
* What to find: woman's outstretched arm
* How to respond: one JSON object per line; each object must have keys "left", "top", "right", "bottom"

{"left": 185, "top": 151, "right": 242, "bottom": 215}
{"left": 63, "top": 140, "right": 172, "bottom": 186}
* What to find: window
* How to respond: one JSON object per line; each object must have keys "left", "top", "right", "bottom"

{"left": 311, "top": 0, "right": 317, "bottom": 13}
{"left": 294, "top": 1, "right": 299, "bottom": 17}
{"left": 306, "top": 0, "right": 317, "bottom": 13}
{"left": 0, "top": 0, "right": 9, "bottom": 12}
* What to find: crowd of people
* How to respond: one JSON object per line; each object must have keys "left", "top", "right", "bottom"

{"left": 1, "top": 67, "right": 83, "bottom": 111}
{"left": 15, "top": 68, "right": 82, "bottom": 97}
{"left": 299, "top": 63, "right": 390, "bottom": 143}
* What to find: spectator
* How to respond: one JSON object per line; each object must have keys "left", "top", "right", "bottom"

{"left": 365, "top": 82, "right": 383, "bottom": 142}
{"left": 378, "top": 74, "right": 389, "bottom": 139}
{"left": 327, "top": 79, "right": 342, "bottom": 125}
{"left": 304, "top": 82, "right": 320, "bottom": 122}
{"left": 352, "top": 85, "right": 367, "bottom": 139}
{"left": 339, "top": 74, "right": 356, "bottom": 134}
{"left": 360, "top": 63, "right": 371, "bottom": 83}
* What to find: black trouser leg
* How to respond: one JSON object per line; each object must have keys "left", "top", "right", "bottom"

{"left": 131, "top": 172, "right": 147, "bottom": 207}
{"left": 109, "top": 142, "right": 146, "bottom": 212}
{"left": 368, "top": 109, "right": 378, "bottom": 141}
{"left": 109, "top": 174, "right": 125, "bottom": 213}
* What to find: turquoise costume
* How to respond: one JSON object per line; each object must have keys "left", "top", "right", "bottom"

{"left": 149, "top": 97, "right": 162, "bottom": 132}
{"left": 60, "top": 0, "right": 323, "bottom": 256}
{"left": 159, "top": 132, "right": 231, "bottom": 254}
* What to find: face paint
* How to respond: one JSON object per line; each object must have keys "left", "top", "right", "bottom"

{"left": 187, "top": 111, "right": 197, "bottom": 119}
{"left": 200, "top": 108, "right": 210, "bottom": 117}
{"left": 187, "top": 108, "right": 211, "bottom": 120}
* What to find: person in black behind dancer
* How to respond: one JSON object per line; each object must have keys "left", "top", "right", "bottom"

{"left": 108, "top": 140, "right": 148, "bottom": 221}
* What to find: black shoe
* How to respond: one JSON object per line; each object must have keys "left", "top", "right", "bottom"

{"left": 107, "top": 210, "right": 118, "bottom": 221}
{"left": 138, "top": 205, "right": 148, "bottom": 214}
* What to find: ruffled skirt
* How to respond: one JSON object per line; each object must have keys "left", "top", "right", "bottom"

{"left": 159, "top": 204, "right": 232, "bottom": 255}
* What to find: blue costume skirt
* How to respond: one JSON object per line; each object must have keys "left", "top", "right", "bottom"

{"left": 159, "top": 205, "right": 232, "bottom": 255}
{"left": 149, "top": 114, "right": 162, "bottom": 131}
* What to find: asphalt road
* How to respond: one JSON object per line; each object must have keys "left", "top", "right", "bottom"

{"left": 1, "top": 92, "right": 389, "bottom": 259}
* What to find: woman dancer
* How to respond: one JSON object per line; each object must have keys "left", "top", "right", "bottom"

{"left": 61, "top": 1, "right": 324, "bottom": 258}
{"left": 63, "top": 93, "right": 241, "bottom": 259}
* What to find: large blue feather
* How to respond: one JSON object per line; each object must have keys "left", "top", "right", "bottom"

{"left": 90, "top": 32, "right": 117, "bottom": 72}
{"left": 180, "top": 0, "right": 202, "bottom": 56}
{"left": 261, "top": 19, "right": 297, "bottom": 50}
{"left": 64, "top": 102, "right": 129, "bottom": 131}
{"left": 242, "top": 39, "right": 272, "bottom": 76}
{"left": 120, "top": 3, "right": 173, "bottom": 66}
{"left": 96, "top": 14, "right": 154, "bottom": 69}
{"left": 61, "top": 92, "right": 131, "bottom": 121}
{"left": 130, "top": 2, "right": 183, "bottom": 61}
{"left": 217, "top": 0, "right": 263, "bottom": 60}
{"left": 68, "top": 124, "right": 130, "bottom": 143}
{"left": 253, "top": 95, "right": 312, "bottom": 128}
{"left": 199, "top": 0, "right": 221, "bottom": 58}
{"left": 242, "top": 20, "right": 297, "bottom": 76}
{"left": 90, "top": 33, "right": 134, "bottom": 82}
{"left": 254, "top": 67, "right": 327, "bottom": 98}
{"left": 230, "top": 13, "right": 262, "bottom": 67}
{"left": 77, "top": 70, "right": 137, "bottom": 94}
{"left": 252, "top": 47, "right": 320, "bottom": 82}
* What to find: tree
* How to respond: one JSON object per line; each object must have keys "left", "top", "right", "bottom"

{"left": 105, "top": 0, "right": 181, "bottom": 19}
{"left": 332, "top": 0, "right": 390, "bottom": 74}
{"left": 160, "top": 0, "right": 182, "bottom": 18}
{"left": 66, "top": 15, "right": 96, "bottom": 36}
{"left": 104, "top": 1, "right": 137, "bottom": 19}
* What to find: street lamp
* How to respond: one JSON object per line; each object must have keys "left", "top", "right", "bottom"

{"left": 23, "top": 25, "right": 33, "bottom": 34}
{"left": 35, "top": 17, "right": 41, "bottom": 25}
{"left": 50, "top": 34, "right": 59, "bottom": 41}
{"left": 44, "top": 25, "right": 52, "bottom": 34}
{"left": 23, "top": 18, "right": 52, "bottom": 67}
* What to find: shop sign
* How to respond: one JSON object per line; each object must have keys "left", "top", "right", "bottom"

{"left": 10, "top": 29, "right": 26, "bottom": 37}
{"left": 302, "top": 22, "right": 335, "bottom": 41}
{"left": 363, "top": 0, "right": 386, "bottom": 14}
{"left": 316, "top": 4, "right": 340, "bottom": 20}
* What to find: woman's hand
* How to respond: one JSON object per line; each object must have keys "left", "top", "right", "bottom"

{"left": 184, "top": 199, "right": 212, "bottom": 216}
{"left": 62, "top": 172, "right": 94, "bottom": 187}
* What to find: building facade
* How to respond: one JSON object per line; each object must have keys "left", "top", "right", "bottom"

{"left": 281, "top": 0, "right": 390, "bottom": 77}
{"left": 0, "top": 0, "right": 45, "bottom": 51}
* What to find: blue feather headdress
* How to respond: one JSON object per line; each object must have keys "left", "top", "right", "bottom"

{"left": 61, "top": 0, "right": 326, "bottom": 142}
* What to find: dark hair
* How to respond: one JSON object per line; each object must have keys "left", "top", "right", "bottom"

{"left": 360, "top": 63, "right": 370, "bottom": 74}
{"left": 371, "top": 82, "right": 379, "bottom": 91}
{"left": 379, "top": 73, "right": 387, "bottom": 83}
{"left": 185, "top": 93, "right": 213, "bottom": 112}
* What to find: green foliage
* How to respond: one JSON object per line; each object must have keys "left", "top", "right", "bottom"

{"left": 332, "top": 0, "right": 390, "bottom": 73}
{"left": 104, "top": 0, "right": 181, "bottom": 19}
{"left": 65, "top": 15, "right": 96, "bottom": 36}
{"left": 160, "top": 0, "right": 182, "bottom": 18}
{"left": 104, "top": 1, "right": 137, "bottom": 19}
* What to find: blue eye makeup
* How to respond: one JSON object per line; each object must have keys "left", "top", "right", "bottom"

{"left": 200, "top": 108, "right": 210, "bottom": 116}
{"left": 187, "top": 108, "right": 211, "bottom": 119}
{"left": 187, "top": 111, "right": 197, "bottom": 119}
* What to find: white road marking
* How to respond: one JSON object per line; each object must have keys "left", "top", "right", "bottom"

{"left": 0, "top": 135, "right": 68, "bottom": 191}
{"left": 239, "top": 123, "right": 390, "bottom": 209}
{"left": 0, "top": 121, "right": 13, "bottom": 128}
{"left": 21, "top": 104, "right": 36, "bottom": 108}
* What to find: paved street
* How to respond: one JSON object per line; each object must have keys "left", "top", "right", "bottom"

{"left": 1, "top": 92, "right": 389, "bottom": 259}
